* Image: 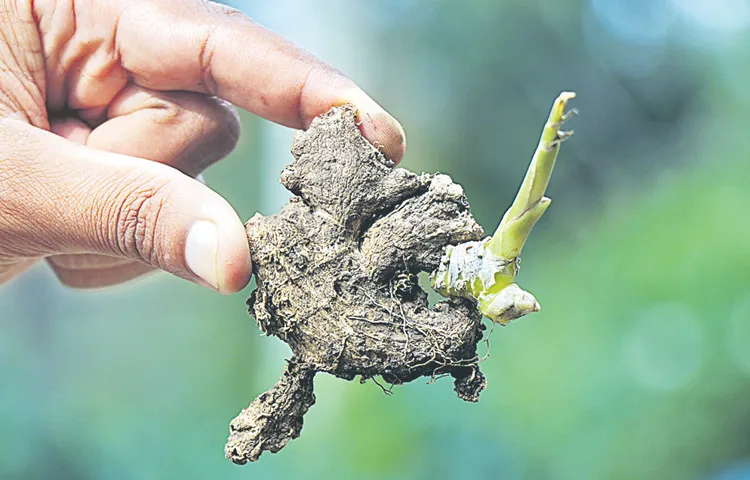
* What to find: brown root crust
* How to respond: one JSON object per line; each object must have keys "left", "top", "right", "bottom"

{"left": 225, "top": 362, "right": 315, "bottom": 464}
{"left": 226, "top": 105, "right": 487, "bottom": 464}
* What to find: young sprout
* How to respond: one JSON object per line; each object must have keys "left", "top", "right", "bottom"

{"left": 431, "top": 92, "right": 577, "bottom": 325}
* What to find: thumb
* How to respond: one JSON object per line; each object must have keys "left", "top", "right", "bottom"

{"left": 0, "top": 119, "right": 251, "bottom": 294}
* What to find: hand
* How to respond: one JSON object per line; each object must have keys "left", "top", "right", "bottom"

{"left": 0, "top": 0, "right": 405, "bottom": 293}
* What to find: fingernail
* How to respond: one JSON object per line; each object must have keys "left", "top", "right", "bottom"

{"left": 185, "top": 221, "right": 219, "bottom": 290}
{"left": 343, "top": 90, "right": 406, "bottom": 164}
{"left": 362, "top": 112, "right": 406, "bottom": 164}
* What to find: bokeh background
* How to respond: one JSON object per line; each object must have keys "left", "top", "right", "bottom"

{"left": 3, "top": 0, "right": 750, "bottom": 478}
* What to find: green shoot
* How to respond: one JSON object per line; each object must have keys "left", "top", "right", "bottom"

{"left": 431, "top": 92, "right": 577, "bottom": 324}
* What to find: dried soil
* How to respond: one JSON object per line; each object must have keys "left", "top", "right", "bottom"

{"left": 226, "top": 105, "right": 489, "bottom": 464}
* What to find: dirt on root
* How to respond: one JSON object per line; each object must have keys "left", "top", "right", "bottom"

{"left": 226, "top": 105, "right": 488, "bottom": 464}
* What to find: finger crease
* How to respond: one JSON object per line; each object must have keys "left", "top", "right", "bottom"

{"left": 296, "top": 65, "right": 315, "bottom": 129}
{"left": 198, "top": 25, "right": 219, "bottom": 97}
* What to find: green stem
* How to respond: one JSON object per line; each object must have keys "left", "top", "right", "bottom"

{"left": 487, "top": 91, "right": 576, "bottom": 259}
{"left": 430, "top": 91, "right": 577, "bottom": 325}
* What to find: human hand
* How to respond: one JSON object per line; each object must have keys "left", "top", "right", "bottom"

{"left": 0, "top": 0, "right": 405, "bottom": 293}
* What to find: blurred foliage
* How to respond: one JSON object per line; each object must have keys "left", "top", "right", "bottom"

{"left": 2, "top": 0, "right": 750, "bottom": 479}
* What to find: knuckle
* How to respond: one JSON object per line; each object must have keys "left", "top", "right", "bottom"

{"left": 197, "top": 25, "right": 219, "bottom": 97}
{"left": 107, "top": 178, "right": 170, "bottom": 266}
{"left": 197, "top": 97, "right": 241, "bottom": 154}
{"left": 197, "top": 2, "right": 251, "bottom": 96}
{"left": 149, "top": 97, "right": 185, "bottom": 126}
{"left": 176, "top": 96, "right": 240, "bottom": 168}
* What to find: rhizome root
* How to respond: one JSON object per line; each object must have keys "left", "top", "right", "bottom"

{"left": 226, "top": 105, "right": 490, "bottom": 464}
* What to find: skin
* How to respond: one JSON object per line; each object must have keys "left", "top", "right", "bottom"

{"left": 0, "top": 0, "right": 406, "bottom": 294}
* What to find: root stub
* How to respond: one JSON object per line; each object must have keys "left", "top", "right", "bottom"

{"left": 226, "top": 105, "right": 490, "bottom": 464}
{"left": 226, "top": 362, "right": 315, "bottom": 464}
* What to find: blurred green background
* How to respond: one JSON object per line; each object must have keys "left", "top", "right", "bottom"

{"left": 3, "top": 0, "right": 750, "bottom": 478}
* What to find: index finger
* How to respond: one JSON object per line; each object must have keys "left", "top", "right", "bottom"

{"left": 112, "top": 0, "right": 406, "bottom": 163}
